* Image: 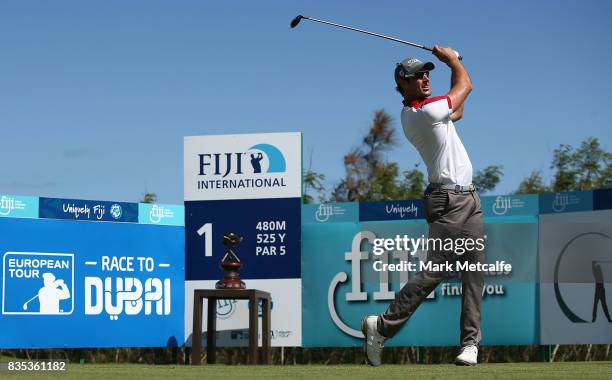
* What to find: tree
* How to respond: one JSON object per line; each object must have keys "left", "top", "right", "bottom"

{"left": 303, "top": 149, "right": 327, "bottom": 204}
{"left": 400, "top": 164, "right": 427, "bottom": 199}
{"left": 516, "top": 137, "right": 610, "bottom": 193}
{"left": 303, "top": 169, "right": 326, "bottom": 204}
{"left": 472, "top": 165, "right": 503, "bottom": 193}
{"left": 573, "top": 137, "right": 611, "bottom": 190}
{"left": 332, "top": 109, "right": 401, "bottom": 202}
{"left": 515, "top": 171, "right": 550, "bottom": 194}
{"left": 551, "top": 144, "right": 578, "bottom": 192}
{"left": 141, "top": 192, "right": 157, "bottom": 204}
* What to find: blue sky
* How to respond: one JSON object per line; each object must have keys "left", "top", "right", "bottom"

{"left": 1, "top": 1, "right": 610, "bottom": 204}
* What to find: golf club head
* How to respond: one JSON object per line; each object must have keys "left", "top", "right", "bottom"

{"left": 290, "top": 15, "right": 304, "bottom": 28}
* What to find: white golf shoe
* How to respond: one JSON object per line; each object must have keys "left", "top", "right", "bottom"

{"left": 455, "top": 345, "right": 478, "bottom": 366}
{"left": 361, "top": 315, "right": 386, "bottom": 366}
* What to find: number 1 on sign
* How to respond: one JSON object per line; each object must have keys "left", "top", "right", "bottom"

{"left": 197, "top": 223, "right": 212, "bottom": 257}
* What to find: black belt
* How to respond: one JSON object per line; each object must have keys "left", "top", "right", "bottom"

{"left": 426, "top": 183, "right": 476, "bottom": 193}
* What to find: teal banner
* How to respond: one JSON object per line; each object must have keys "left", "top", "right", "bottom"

{"left": 539, "top": 191, "right": 593, "bottom": 214}
{"left": 0, "top": 195, "right": 39, "bottom": 219}
{"left": 138, "top": 204, "right": 185, "bottom": 226}
{"left": 301, "top": 204, "right": 539, "bottom": 347}
{"left": 302, "top": 202, "right": 358, "bottom": 224}
{"left": 481, "top": 194, "right": 539, "bottom": 217}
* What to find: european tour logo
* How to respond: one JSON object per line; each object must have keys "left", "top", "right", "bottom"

{"left": 196, "top": 143, "right": 287, "bottom": 191}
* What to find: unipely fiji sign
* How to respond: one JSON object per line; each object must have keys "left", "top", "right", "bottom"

{"left": 184, "top": 132, "right": 302, "bottom": 201}
{"left": 39, "top": 197, "right": 138, "bottom": 223}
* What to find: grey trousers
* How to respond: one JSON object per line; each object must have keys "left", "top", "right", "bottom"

{"left": 378, "top": 189, "right": 485, "bottom": 347}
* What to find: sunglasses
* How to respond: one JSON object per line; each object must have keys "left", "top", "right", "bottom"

{"left": 411, "top": 71, "right": 429, "bottom": 79}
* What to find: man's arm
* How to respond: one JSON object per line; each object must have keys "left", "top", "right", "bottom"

{"left": 59, "top": 283, "right": 70, "bottom": 300}
{"left": 432, "top": 46, "right": 472, "bottom": 121}
{"left": 450, "top": 92, "right": 465, "bottom": 122}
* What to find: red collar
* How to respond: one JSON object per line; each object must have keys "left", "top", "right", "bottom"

{"left": 403, "top": 96, "right": 451, "bottom": 109}
{"left": 403, "top": 98, "right": 427, "bottom": 108}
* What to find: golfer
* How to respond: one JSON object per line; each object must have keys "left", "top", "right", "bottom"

{"left": 362, "top": 46, "right": 485, "bottom": 366}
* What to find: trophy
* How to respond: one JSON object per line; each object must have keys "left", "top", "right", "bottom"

{"left": 215, "top": 233, "right": 246, "bottom": 289}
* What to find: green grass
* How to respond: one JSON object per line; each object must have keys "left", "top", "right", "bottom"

{"left": 3, "top": 362, "right": 612, "bottom": 380}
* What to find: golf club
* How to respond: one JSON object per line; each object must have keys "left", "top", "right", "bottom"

{"left": 23, "top": 294, "right": 39, "bottom": 310}
{"left": 290, "top": 15, "right": 462, "bottom": 60}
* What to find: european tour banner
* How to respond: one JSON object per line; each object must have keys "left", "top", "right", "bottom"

{"left": 0, "top": 206, "right": 184, "bottom": 348}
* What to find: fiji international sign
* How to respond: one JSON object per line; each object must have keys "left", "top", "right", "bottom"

{"left": 184, "top": 132, "right": 302, "bottom": 347}
{"left": 184, "top": 132, "right": 302, "bottom": 201}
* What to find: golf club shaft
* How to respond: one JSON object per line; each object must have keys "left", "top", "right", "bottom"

{"left": 23, "top": 294, "right": 39, "bottom": 310}
{"left": 304, "top": 16, "right": 430, "bottom": 51}
{"left": 302, "top": 16, "right": 462, "bottom": 60}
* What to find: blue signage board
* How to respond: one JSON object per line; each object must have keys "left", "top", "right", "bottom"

{"left": 481, "top": 194, "right": 539, "bottom": 217}
{"left": 0, "top": 194, "right": 39, "bottom": 219}
{"left": 593, "top": 188, "right": 612, "bottom": 211}
{"left": 185, "top": 197, "right": 301, "bottom": 281}
{"left": 302, "top": 202, "right": 358, "bottom": 224}
{"left": 39, "top": 197, "right": 138, "bottom": 223}
{"left": 302, "top": 201, "right": 539, "bottom": 347}
{"left": 359, "top": 200, "right": 424, "bottom": 222}
{"left": 539, "top": 191, "right": 593, "bottom": 214}
{"left": 0, "top": 217, "right": 184, "bottom": 348}
{"left": 139, "top": 203, "right": 185, "bottom": 226}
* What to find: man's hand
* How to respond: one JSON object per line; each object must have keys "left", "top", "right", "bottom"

{"left": 432, "top": 46, "right": 460, "bottom": 65}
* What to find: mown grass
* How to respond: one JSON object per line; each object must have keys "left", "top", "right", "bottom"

{"left": 2, "top": 362, "right": 612, "bottom": 380}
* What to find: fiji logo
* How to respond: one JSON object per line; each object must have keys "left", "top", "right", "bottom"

{"left": 0, "top": 196, "right": 25, "bottom": 216}
{"left": 149, "top": 205, "right": 174, "bottom": 224}
{"left": 552, "top": 193, "right": 569, "bottom": 212}
{"left": 216, "top": 299, "right": 238, "bottom": 320}
{"left": 326, "top": 231, "right": 433, "bottom": 338}
{"left": 315, "top": 203, "right": 346, "bottom": 222}
{"left": 492, "top": 196, "right": 526, "bottom": 215}
{"left": 109, "top": 204, "right": 122, "bottom": 220}
{"left": 492, "top": 196, "right": 512, "bottom": 215}
{"left": 197, "top": 143, "right": 286, "bottom": 178}
{"left": 551, "top": 193, "right": 580, "bottom": 212}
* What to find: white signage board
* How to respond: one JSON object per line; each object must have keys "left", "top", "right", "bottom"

{"left": 184, "top": 132, "right": 302, "bottom": 201}
{"left": 539, "top": 210, "right": 612, "bottom": 344}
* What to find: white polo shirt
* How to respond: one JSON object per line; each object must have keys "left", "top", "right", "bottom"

{"left": 400, "top": 95, "right": 473, "bottom": 186}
